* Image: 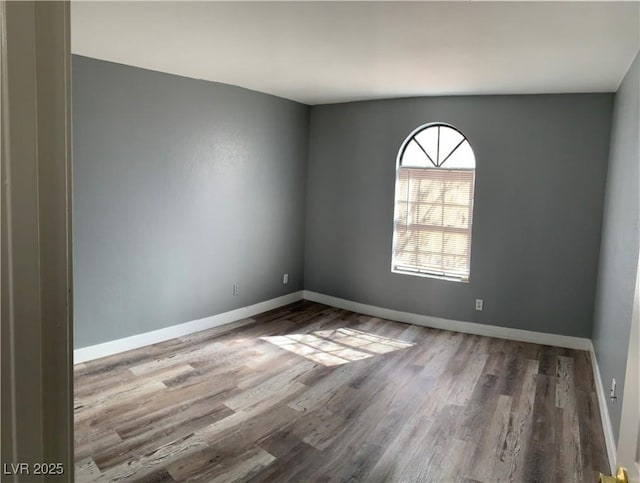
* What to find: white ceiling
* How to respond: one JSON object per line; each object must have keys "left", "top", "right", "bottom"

{"left": 71, "top": 1, "right": 640, "bottom": 105}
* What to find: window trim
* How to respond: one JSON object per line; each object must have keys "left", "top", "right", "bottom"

{"left": 391, "top": 122, "right": 476, "bottom": 283}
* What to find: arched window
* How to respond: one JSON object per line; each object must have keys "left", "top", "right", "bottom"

{"left": 392, "top": 123, "right": 476, "bottom": 281}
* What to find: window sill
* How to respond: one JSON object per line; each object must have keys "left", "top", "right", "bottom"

{"left": 391, "top": 268, "right": 470, "bottom": 283}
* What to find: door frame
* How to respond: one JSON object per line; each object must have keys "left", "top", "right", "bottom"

{"left": 1, "top": 1, "right": 73, "bottom": 480}
{"left": 616, "top": 249, "right": 640, "bottom": 481}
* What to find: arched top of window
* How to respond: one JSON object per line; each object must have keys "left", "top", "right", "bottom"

{"left": 398, "top": 123, "right": 475, "bottom": 170}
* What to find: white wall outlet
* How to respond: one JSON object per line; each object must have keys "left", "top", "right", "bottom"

{"left": 610, "top": 378, "right": 617, "bottom": 401}
{"left": 232, "top": 284, "right": 240, "bottom": 296}
{"left": 475, "top": 299, "right": 484, "bottom": 311}
{"left": 283, "top": 273, "right": 289, "bottom": 284}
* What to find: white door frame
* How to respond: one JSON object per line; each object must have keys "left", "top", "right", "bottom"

{"left": 616, "top": 219, "right": 640, "bottom": 481}
{"left": 1, "top": 1, "right": 73, "bottom": 480}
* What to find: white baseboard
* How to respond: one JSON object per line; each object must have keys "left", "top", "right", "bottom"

{"left": 589, "top": 341, "right": 617, "bottom": 474}
{"left": 74, "top": 291, "right": 304, "bottom": 364}
{"left": 76, "top": 287, "right": 592, "bottom": 361}
{"left": 302, "top": 290, "right": 592, "bottom": 351}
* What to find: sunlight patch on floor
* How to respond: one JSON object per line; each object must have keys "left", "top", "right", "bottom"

{"left": 260, "top": 328, "right": 415, "bottom": 366}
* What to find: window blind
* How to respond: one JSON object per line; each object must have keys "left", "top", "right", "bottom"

{"left": 392, "top": 167, "right": 475, "bottom": 280}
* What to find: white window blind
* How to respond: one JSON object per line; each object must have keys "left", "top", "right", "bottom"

{"left": 392, "top": 124, "right": 476, "bottom": 281}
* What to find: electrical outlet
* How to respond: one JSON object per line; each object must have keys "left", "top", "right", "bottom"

{"left": 610, "top": 378, "right": 617, "bottom": 402}
{"left": 232, "top": 284, "right": 240, "bottom": 296}
{"left": 283, "top": 273, "right": 289, "bottom": 284}
{"left": 475, "top": 299, "right": 484, "bottom": 311}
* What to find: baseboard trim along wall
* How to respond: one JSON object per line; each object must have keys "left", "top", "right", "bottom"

{"left": 73, "top": 291, "right": 304, "bottom": 364}
{"left": 589, "top": 342, "right": 617, "bottom": 474}
{"left": 77, "top": 288, "right": 594, "bottom": 364}
{"left": 303, "top": 290, "right": 592, "bottom": 351}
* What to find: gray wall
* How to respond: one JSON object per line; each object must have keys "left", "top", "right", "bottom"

{"left": 73, "top": 56, "right": 309, "bottom": 348}
{"left": 592, "top": 52, "right": 640, "bottom": 441}
{"left": 305, "top": 94, "right": 613, "bottom": 338}
{"left": 74, "top": 55, "right": 619, "bottom": 350}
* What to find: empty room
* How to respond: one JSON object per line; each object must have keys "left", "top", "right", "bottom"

{"left": 66, "top": 2, "right": 640, "bottom": 481}
{"left": 1, "top": 1, "right": 639, "bottom": 482}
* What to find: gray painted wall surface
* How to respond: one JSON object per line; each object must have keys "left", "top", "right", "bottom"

{"left": 73, "top": 56, "right": 309, "bottom": 348}
{"left": 305, "top": 94, "right": 613, "bottom": 338}
{"left": 592, "top": 52, "right": 640, "bottom": 441}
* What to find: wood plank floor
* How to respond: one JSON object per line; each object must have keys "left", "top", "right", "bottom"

{"left": 74, "top": 301, "right": 609, "bottom": 482}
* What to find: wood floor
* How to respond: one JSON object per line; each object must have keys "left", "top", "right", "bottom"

{"left": 74, "top": 301, "right": 609, "bottom": 482}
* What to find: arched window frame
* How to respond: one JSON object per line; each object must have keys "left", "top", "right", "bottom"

{"left": 391, "top": 123, "right": 476, "bottom": 282}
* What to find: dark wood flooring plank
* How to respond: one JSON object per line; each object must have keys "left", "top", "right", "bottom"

{"left": 498, "top": 359, "right": 539, "bottom": 482}
{"left": 523, "top": 373, "right": 557, "bottom": 483}
{"left": 248, "top": 432, "right": 328, "bottom": 482}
